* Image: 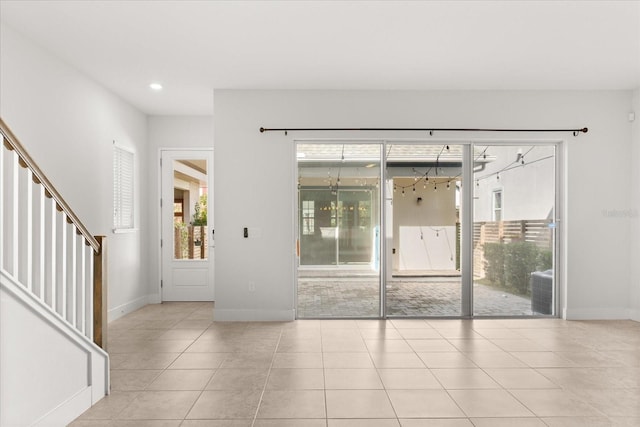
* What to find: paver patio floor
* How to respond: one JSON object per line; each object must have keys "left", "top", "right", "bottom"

{"left": 297, "top": 276, "right": 536, "bottom": 317}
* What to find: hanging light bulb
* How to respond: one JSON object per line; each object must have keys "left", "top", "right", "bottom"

{"left": 476, "top": 179, "right": 480, "bottom": 187}
{"left": 497, "top": 174, "right": 500, "bottom": 181}
{"left": 446, "top": 182, "right": 451, "bottom": 190}
{"left": 433, "top": 183, "right": 437, "bottom": 192}
{"left": 412, "top": 185, "right": 416, "bottom": 194}
{"left": 394, "top": 183, "right": 397, "bottom": 193}
{"left": 423, "top": 181, "right": 427, "bottom": 189}
{"left": 446, "top": 145, "right": 450, "bottom": 151}
{"left": 402, "top": 188, "right": 406, "bottom": 197}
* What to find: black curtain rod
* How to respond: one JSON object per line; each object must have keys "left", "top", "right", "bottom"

{"left": 259, "top": 127, "right": 588, "bottom": 136}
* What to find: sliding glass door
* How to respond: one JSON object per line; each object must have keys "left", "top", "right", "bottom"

{"left": 295, "top": 140, "right": 558, "bottom": 319}
{"left": 384, "top": 143, "right": 465, "bottom": 316}
{"left": 296, "top": 142, "right": 382, "bottom": 317}
{"left": 472, "top": 144, "right": 557, "bottom": 316}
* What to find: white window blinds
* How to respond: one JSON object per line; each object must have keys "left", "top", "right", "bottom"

{"left": 113, "top": 146, "right": 134, "bottom": 230}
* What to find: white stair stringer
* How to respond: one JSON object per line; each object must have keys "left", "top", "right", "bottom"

{"left": 0, "top": 268, "right": 109, "bottom": 427}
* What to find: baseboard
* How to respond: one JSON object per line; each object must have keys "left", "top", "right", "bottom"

{"left": 630, "top": 308, "right": 640, "bottom": 322}
{"left": 213, "top": 308, "right": 295, "bottom": 322}
{"left": 108, "top": 295, "right": 149, "bottom": 322}
{"left": 32, "top": 386, "right": 92, "bottom": 427}
{"left": 564, "top": 307, "right": 631, "bottom": 320}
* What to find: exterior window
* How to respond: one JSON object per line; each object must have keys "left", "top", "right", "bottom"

{"left": 492, "top": 189, "right": 502, "bottom": 221}
{"left": 113, "top": 146, "right": 134, "bottom": 230}
{"left": 302, "top": 200, "right": 315, "bottom": 235}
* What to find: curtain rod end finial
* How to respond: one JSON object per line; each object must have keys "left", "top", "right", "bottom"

{"left": 582, "top": 127, "right": 588, "bottom": 133}
{"left": 259, "top": 127, "right": 265, "bottom": 133}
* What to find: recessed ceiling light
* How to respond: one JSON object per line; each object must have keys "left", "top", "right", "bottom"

{"left": 149, "top": 83, "right": 163, "bottom": 91}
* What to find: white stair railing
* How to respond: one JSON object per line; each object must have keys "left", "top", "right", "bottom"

{"left": 0, "top": 118, "right": 106, "bottom": 348}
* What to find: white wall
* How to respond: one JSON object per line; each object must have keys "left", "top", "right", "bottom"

{"left": 0, "top": 25, "right": 149, "bottom": 320}
{"left": 214, "top": 90, "right": 634, "bottom": 321}
{"left": 631, "top": 89, "right": 640, "bottom": 322}
{"left": 147, "top": 116, "right": 214, "bottom": 302}
{"left": 392, "top": 177, "right": 457, "bottom": 271}
{"left": 474, "top": 145, "right": 556, "bottom": 222}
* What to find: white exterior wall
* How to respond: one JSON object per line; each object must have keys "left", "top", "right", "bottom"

{"left": 631, "top": 89, "right": 640, "bottom": 322}
{"left": 474, "top": 145, "right": 556, "bottom": 222}
{"left": 0, "top": 25, "right": 149, "bottom": 321}
{"left": 214, "top": 90, "right": 634, "bottom": 321}
{"left": 147, "top": 116, "right": 214, "bottom": 303}
{"left": 392, "top": 177, "right": 457, "bottom": 271}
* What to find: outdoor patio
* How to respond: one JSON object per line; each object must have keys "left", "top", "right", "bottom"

{"left": 297, "top": 276, "right": 535, "bottom": 318}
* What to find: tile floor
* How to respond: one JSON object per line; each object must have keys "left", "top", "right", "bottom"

{"left": 71, "top": 302, "right": 640, "bottom": 427}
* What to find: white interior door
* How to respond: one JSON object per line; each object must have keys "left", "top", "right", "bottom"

{"left": 161, "top": 150, "right": 214, "bottom": 301}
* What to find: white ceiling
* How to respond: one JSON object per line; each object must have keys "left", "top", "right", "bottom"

{"left": 1, "top": 0, "right": 639, "bottom": 116}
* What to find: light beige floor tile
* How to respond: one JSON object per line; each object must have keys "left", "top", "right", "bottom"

{"left": 219, "top": 353, "right": 274, "bottom": 369}
{"left": 484, "top": 368, "right": 559, "bottom": 389}
{"left": 399, "top": 419, "right": 473, "bottom": 427}
{"left": 272, "top": 352, "right": 323, "bottom": 368}
{"left": 390, "top": 319, "right": 430, "bottom": 329}
{"left": 330, "top": 420, "right": 401, "bottom": 427}
{"left": 321, "top": 320, "right": 360, "bottom": 329}
{"left": 181, "top": 420, "right": 251, "bottom": 427}
{"left": 397, "top": 328, "right": 443, "bottom": 339}
{"left": 325, "top": 368, "right": 383, "bottom": 389}
{"left": 571, "top": 388, "right": 640, "bottom": 417}
{"left": 509, "top": 389, "right": 604, "bottom": 417}
{"left": 146, "top": 369, "right": 214, "bottom": 390}
{"left": 540, "top": 416, "right": 612, "bottom": 427}
{"left": 109, "top": 421, "right": 182, "bottom": 427}
{"left": 256, "top": 390, "right": 326, "bottom": 418}
{"left": 117, "top": 391, "right": 200, "bottom": 420}
{"left": 254, "top": 420, "right": 326, "bottom": 427}
{"left": 277, "top": 338, "right": 322, "bottom": 352}
{"left": 322, "top": 329, "right": 362, "bottom": 339}
{"left": 68, "top": 421, "right": 113, "bottom": 427}
{"left": 157, "top": 329, "right": 205, "bottom": 340}
{"left": 474, "top": 328, "right": 525, "bottom": 339}
{"left": 406, "top": 339, "right": 457, "bottom": 352}
{"left": 266, "top": 368, "right": 324, "bottom": 389}
{"left": 416, "top": 352, "right": 477, "bottom": 368}
{"left": 168, "top": 352, "right": 228, "bottom": 369}
{"left": 187, "top": 390, "right": 262, "bottom": 419}
{"left": 77, "top": 391, "right": 140, "bottom": 420}
{"left": 448, "top": 389, "right": 534, "bottom": 417}
{"left": 431, "top": 368, "right": 500, "bottom": 389}
{"left": 377, "top": 368, "right": 441, "bottom": 389}
{"left": 110, "top": 370, "right": 161, "bottom": 391}
{"left": 609, "top": 418, "right": 640, "bottom": 427}
{"left": 511, "top": 351, "right": 577, "bottom": 368}
{"left": 172, "top": 320, "right": 213, "bottom": 329}
{"left": 492, "top": 339, "right": 550, "bottom": 352}
{"left": 206, "top": 368, "right": 269, "bottom": 390}
{"left": 365, "top": 339, "right": 413, "bottom": 352}
{"left": 463, "top": 351, "right": 527, "bottom": 368}
{"left": 111, "top": 352, "right": 181, "bottom": 370}
{"left": 323, "top": 352, "right": 375, "bottom": 368}
{"left": 469, "top": 418, "right": 546, "bottom": 427}
{"left": 359, "top": 328, "right": 404, "bottom": 340}
{"left": 435, "top": 329, "right": 482, "bottom": 340}
{"left": 326, "top": 390, "right": 396, "bottom": 418}
{"left": 387, "top": 389, "right": 465, "bottom": 418}
{"left": 370, "top": 352, "right": 425, "bottom": 368}
{"left": 447, "top": 339, "right": 501, "bottom": 352}
{"left": 323, "top": 338, "right": 369, "bottom": 352}
{"left": 555, "top": 351, "right": 623, "bottom": 367}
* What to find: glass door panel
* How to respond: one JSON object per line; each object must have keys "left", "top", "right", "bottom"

{"left": 385, "top": 143, "right": 464, "bottom": 317}
{"left": 296, "top": 142, "right": 382, "bottom": 318}
{"left": 472, "top": 144, "right": 556, "bottom": 316}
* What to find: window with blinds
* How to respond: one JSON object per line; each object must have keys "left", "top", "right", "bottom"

{"left": 113, "top": 146, "right": 134, "bottom": 230}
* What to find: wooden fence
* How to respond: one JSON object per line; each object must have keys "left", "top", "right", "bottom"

{"left": 174, "top": 225, "right": 208, "bottom": 259}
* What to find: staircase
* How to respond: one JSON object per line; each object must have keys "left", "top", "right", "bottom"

{"left": 0, "top": 118, "right": 109, "bottom": 426}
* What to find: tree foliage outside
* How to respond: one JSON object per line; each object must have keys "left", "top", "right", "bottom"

{"left": 192, "top": 194, "right": 207, "bottom": 226}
